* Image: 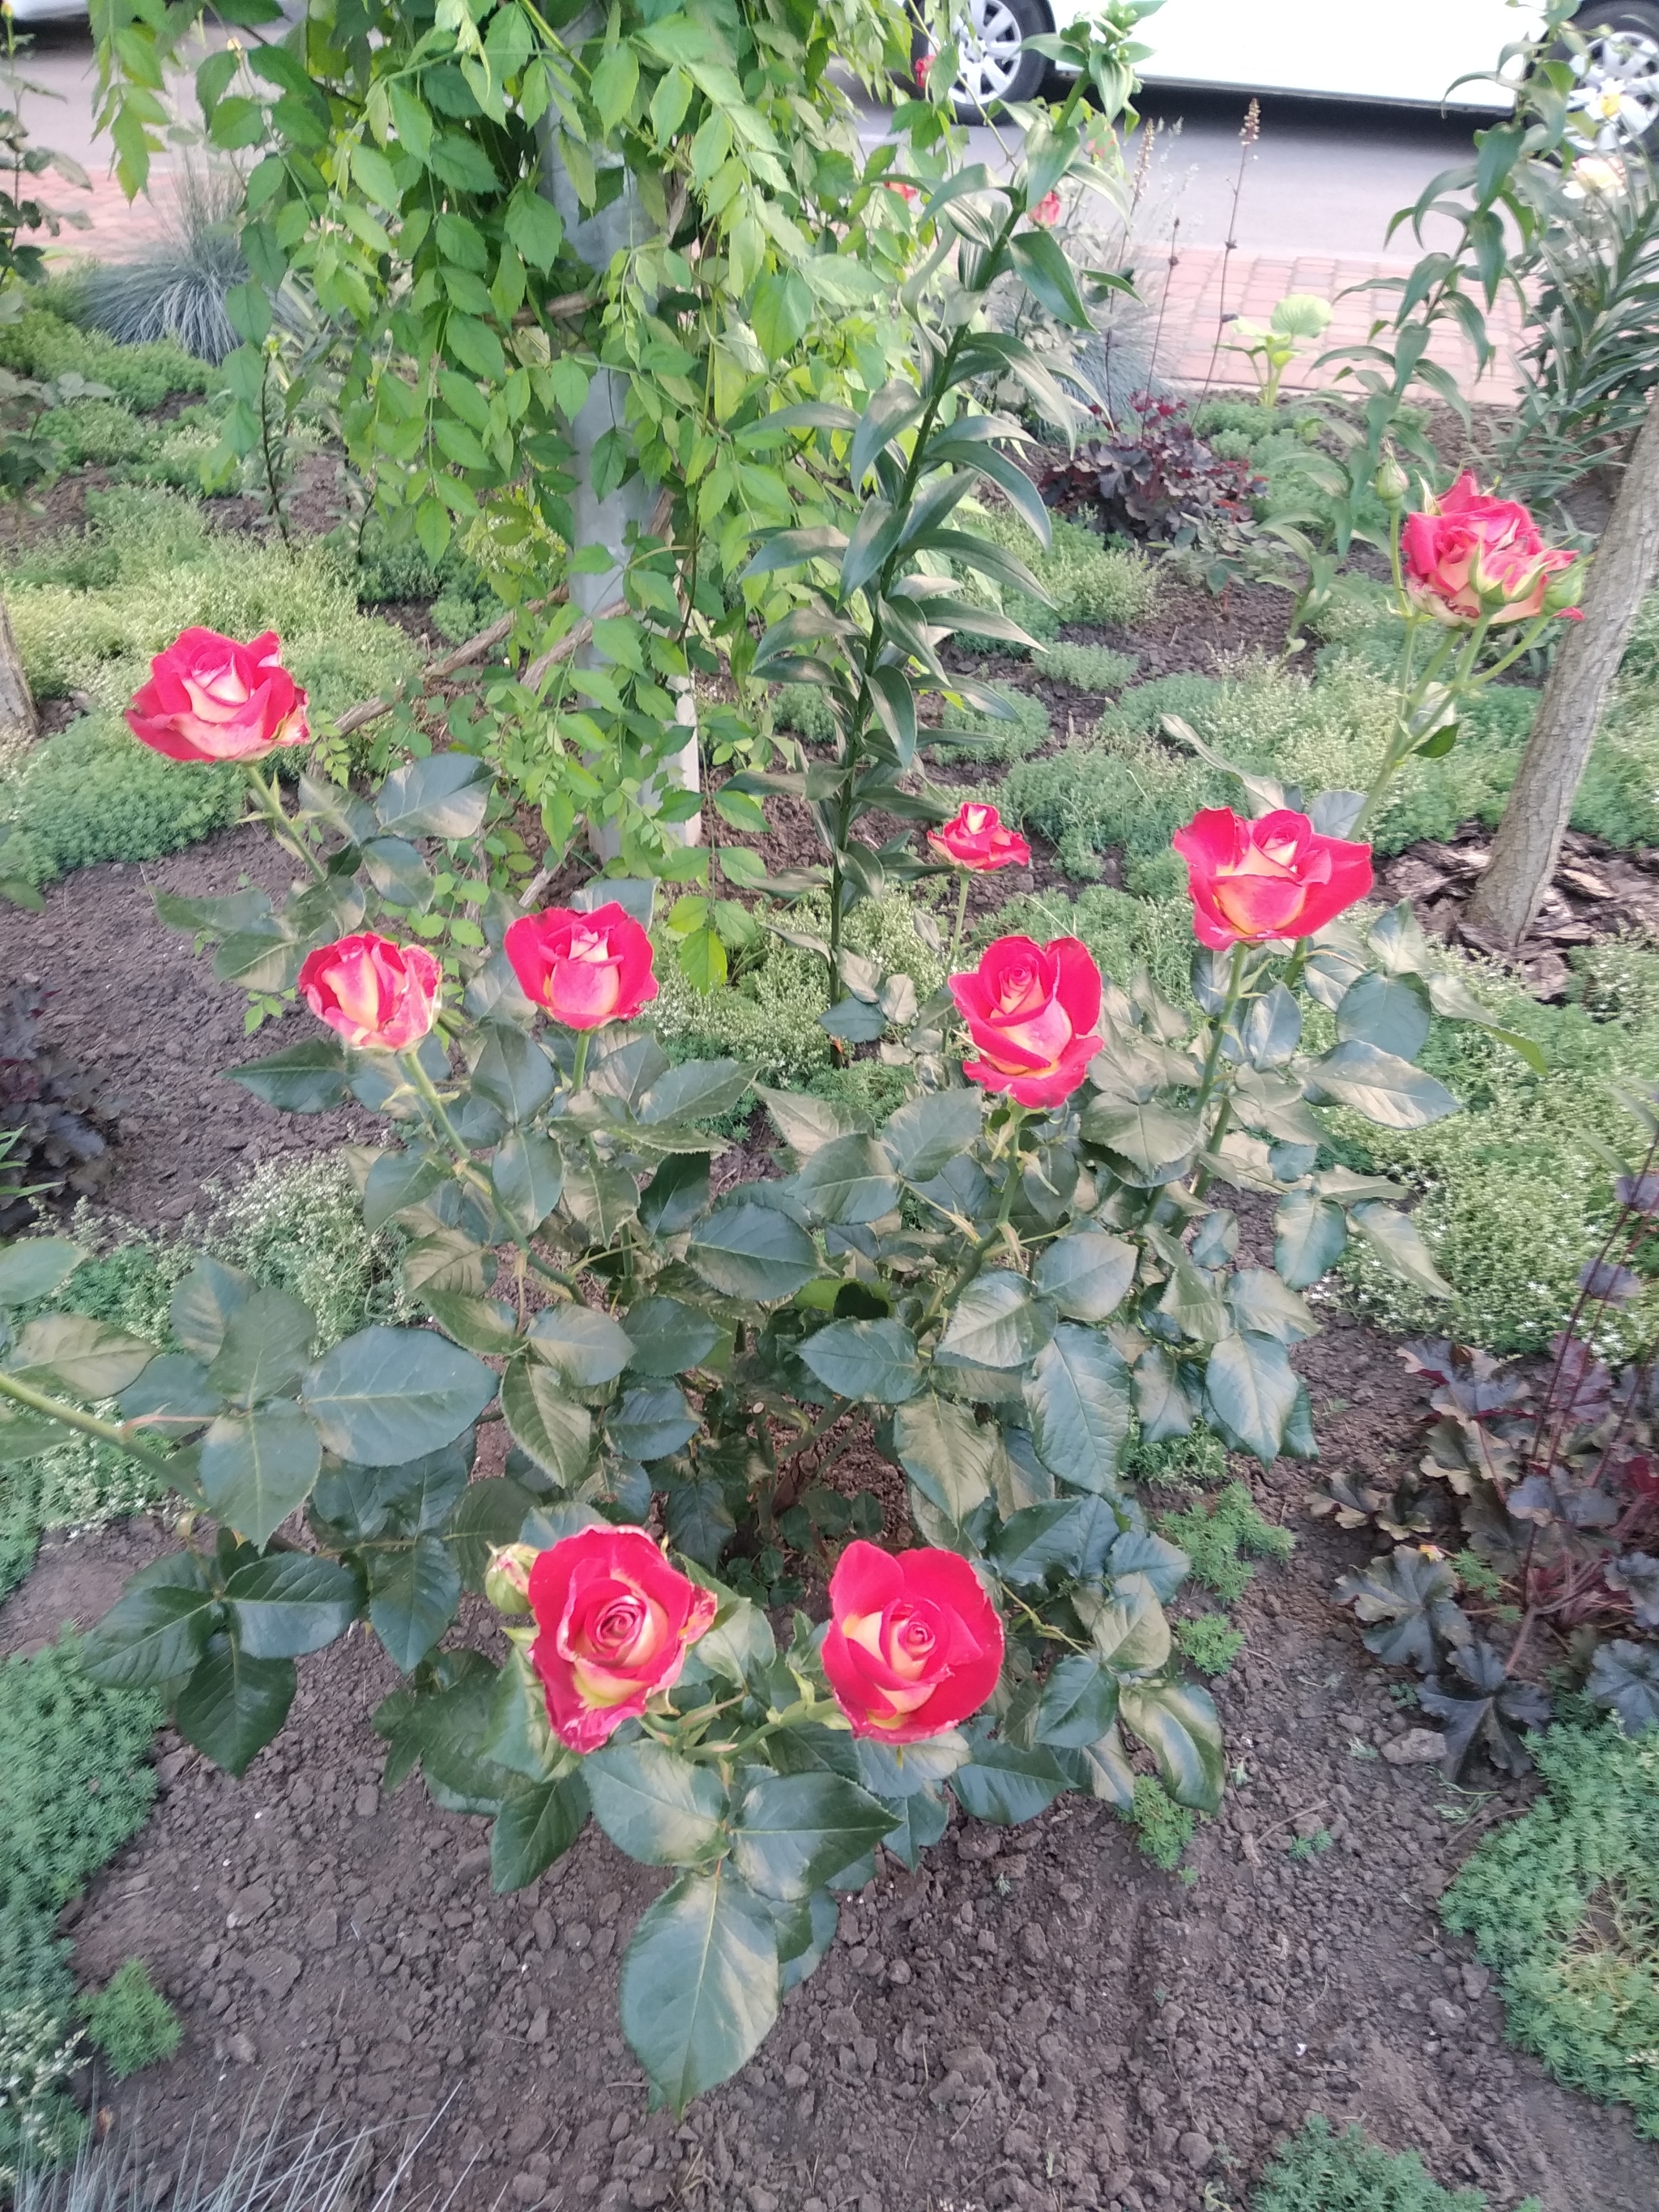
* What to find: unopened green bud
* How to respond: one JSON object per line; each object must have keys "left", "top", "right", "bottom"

{"left": 485, "top": 1543, "right": 539, "bottom": 1616}
{"left": 1374, "top": 453, "right": 1409, "bottom": 508}
{"left": 1542, "top": 562, "right": 1584, "bottom": 617}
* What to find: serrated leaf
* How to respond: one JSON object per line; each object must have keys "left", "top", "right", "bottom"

{"left": 689, "top": 1203, "right": 817, "bottom": 1302}
{"left": 797, "top": 1318, "right": 923, "bottom": 1404}
{"left": 198, "top": 1404, "right": 322, "bottom": 1547}
{"left": 1023, "top": 1323, "right": 1132, "bottom": 1492}
{"left": 1303, "top": 1041, "right": 1458, "bottom": 1129}
{"left": 1118, "top": 1678, "right": 1225, "bottom": 1812}
{"left": 1273, "top": 1187, "right": 1348, "bottom": 1289}
{"left": 491, "top": 1769, "right": 590, "bottom": 1892}
{"left": 174, "top": 1636, "right": 296, "bottom": 1777}
{"left": 730, "top": 1770, "right": 893, "bottom": 1901}
{"left": 586, "top": 1738, "right": 728, "bottom": 1863}
{"left": 302, "top": 1327, "right": 497, "bottom": 1466}
{"left": 500, "top": 1361, "right": 592, "bottom": 1486}
{"left": 527, "top": 1303, "right": 634, "bottom": 1386}
{"left": 937, "top": 1272, "right": 1055, "bottom": 1371}
{"left": 1032, "top": 1232, "right": 1137, "bottom": 1325}
{"left": 224, "top": 1554, "right": 360, "bottom": 1658}
{"left": 1205, "top": 1332, "right": 1299, "bottom": 1464}
{"left": 620, "top": 1865, "right": 778, "bottom": 2113}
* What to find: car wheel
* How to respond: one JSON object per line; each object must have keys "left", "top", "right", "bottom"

{"left": 1567, "top": 2, "right": 1659, "bottom": 146}
{"left": 921, "top": 0, "right": 1051, "bottom": 118}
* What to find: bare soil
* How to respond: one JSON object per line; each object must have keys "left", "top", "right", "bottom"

{"left": 3, "top": 543, "right": 1657, "bottom": 2212}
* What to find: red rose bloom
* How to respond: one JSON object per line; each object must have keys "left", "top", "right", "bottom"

{"left": 1030, "top": 190, "right": 1062, "bottom": 227}
{"left": 126, "top": 627, "right": 309, "bottom": 764}
{"left": 950, "top": 934, "right": 1102, "bottom": 1107}
{"left": 928, "top": 802, "right": 1031, "bottom": 873}
{"left": 1402, "top": 472, "right": 1580, "bottom": 626}
{"left": 915, "top": 50, "right": 932, "bottom": 87}
{"left": 823, "top": 1541, "right": 1004, "bottom": 1742}
{"left": 1172, "top": 807, "right": 1372, "bottom": 949}
{"left": 504, "top": 902, "right": 659, "bottom": 1030}
{"left": 298, "top": 932, "right": 441, "bottom": 1052}
{"left": 528, "top": 1527, "right": 717, "bottom": 1754}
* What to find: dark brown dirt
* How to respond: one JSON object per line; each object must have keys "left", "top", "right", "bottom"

{"left": 0, "top": 824, "right": 381, "bottom": 1229}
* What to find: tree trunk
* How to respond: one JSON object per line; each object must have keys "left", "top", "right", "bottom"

{"left": 540, "top": 85, "right": 700, "bottom": 867}
{"left": 1466, "top": 386, "right": 1659, "bottom": 943}
{"left": 0, "top": 590, "right": 37, "bottom": 757}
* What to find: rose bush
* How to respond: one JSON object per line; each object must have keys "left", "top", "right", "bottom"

{"left": 126, "top": 628, "right": 310, "bottom": 764}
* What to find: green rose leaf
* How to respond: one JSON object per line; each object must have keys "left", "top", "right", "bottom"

{"left": 493, "top": 1130, "right": 565, "bottom": 1238}
{"left": 1205, "top": 1331, "right": 1299, "bottom": 1464}
{"left": 621, "top": 1864, "right": 779, "bottom": 2113}
{"left": 447, "top": 1477, "right": 539, "bottom": 1590}
{"left": 170, "top": 1257, "right": 253, "bottom": 1362}
{"left": 1273, "top": 1187, "right": 1348, "bottom": 1289}
{"left": 362, "top": 1146, "right": 451, "bottom": 1233}
{"left": 1120, "top": 1677, "right": 1225, "bottom": 1813}
{"left": 880, "top": 1088, "right": 983, "bottom": 1183}
{"left": 199, "top": 1404, "right": 322, "bottom": 1549}
{"left": 374, "top": 748, "right": 492, "bottom": 839}
{"left": 638, "top": 1059, "right": 753, "bottom": 1125}
{"left": 798, "top": 1317, "right": 923, "bottom": 1404}
{"left": 0, "top": 1236, "right": 82, "bottom": 1306}
{"left": 621, "top": 1296, "right": 723, "bottom": 1377}
{"left": 527, "top": 1303, "right": 635, "bottom": 1386}
{"left": 880, "top": 1786, "right": 949, "bottom": 1872}
{"left": 585, "top": 1738, "right": 729, "bottom": 1864}
{"left": 1302, "top": 1040, "right": 1457, "bottom": 1129}
{"left": 1080, "top": 1101, "right": 1203, "bottom": 1185}
{"left": 10, "top": 1314, "right": 156, "bottom": 1399}
{"left": 608, "top": 1383, "right": 698, "bottom": 1462}
{"left": 491, "top": 1767, "right": 591, "bottom": 1892}
{"left": 1348, "top": 1200, "right": 1453, "bottom": 1297}
{"left": 421, "top": 1292, "right": 522, "bottom": 1356}
{"left": 1226, "top": 1268, "right": 1317, "bottom": 1345}
{"left": 1033, "top": 1654, "right": 1120, "bottom": 1748}
{"left": 1023, "top": 1323, "right": 1132, "bottom": 1493}
{"left": 207, "top": 1286, "right": 317, "bottom": 1407}
{"left": 302, "top": 1326, "right": 497, "bottom": 1466}
{"left": 949, "top": 1738, "right": 1069, "bottom": 1824}
{"left": 1077, "top": 1571, "right": 1172, "bottom": 1677}
{"left": 730, "top": 1770, "right": 895, "bottom": 1901}
{"left": 893, "top": 1393, "right": 996, "bottom": 1524}
{"left": 794, "top": 1134, "right": 901, "bottom": 1225}
{"left": 1032, "top": 1230, "right": 1137, "bottom": 1325}
{"left": 501, "top": 1361, "right": 593, "bottom": 1486}
{"left": 224, "top": 1554, "right": 362, "bottom": 1658}
{"left": 1066, "top": 1721, "right": 1137, "bottom": 1810}
{"left": 473, "top": 1021, "right": 558, "bottom": 1123}
{"left": 937, "top": 1271, "right": 1056, "bottom": 1372}
{"left": 1335, "top": 970, "right": 1431, "bottom": 1061}
{"left": 173, "top": 1634, "right": 297, "bottom": 1778}
{"left": 227, "top": 1037, "right": 351, "bottom": 1114}
{"left": 369, "top": 1530, "right": 463, "bottom": 1672}
{"left": 79, "top": 1552, "right": 220, "bottom": 1689}
{"left": 689, "top": 1203, "right": 818, "bottom": 1302}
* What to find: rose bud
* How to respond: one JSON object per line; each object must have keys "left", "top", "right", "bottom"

{"left": 927, "top": 802, "right": 1031, "bottom": 873}
{"left": 528, "top": 1526, "right": 717, "bottom": 1754}
{"left": 126, "top": 627, "right": 309, "bottom": 763}
{"left": 822, "top": 1540, "right": 1004, "bottom": 1743}
{"left": 1401, "top": 471, "right": 1579, "bottom": 627}
{"left": 1373, "top": 453, "right": 1409, "bottom": 508}
{"left": 503, "top": 902, "right": 659, "bottom": 1031}
{"left": 1030, "top": 190, "right": 1062, "bottom": 228}
{"left": 298, "top": 932, "right": 442, "bottom": 1052}
{"left": 485, "top": 1543, "right": 539, "bottom": 1617}
{"left": 950, "top": 933, "right": 1103, "bottom": 1107}
{"left": 1172, "top": 807, "right": 1372, "bottom": 949}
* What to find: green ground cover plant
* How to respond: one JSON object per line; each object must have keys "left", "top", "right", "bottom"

{"left": 1249, "top": 2115, "right": 1535, "bottom": 2210}
{"left": 0, "top": 1636, "right": 163, "bottom": 2179}
{"left": 1441, "top": 1722, "right": 1659, "bottom": 2142}
{"left": 79, "top": 1961, "right": 181, "bottom": 2081}
{"left": 961, "top": 503, "right": 1158, "bottom": 650}
{"left": 935, "top": 680, "right": 1050, "bottom": 765}
{"left": 1156, "top": 1481, "right": 1294, "bottom": 1605}
{"left": 1333, "top": 946, "right": 1659, "bottom": 1355}
{"left": 0, "top": 308, "right": 210, "bottom": 414}
{"left": 1034, "top": 641, "right": 1137, "bottom": 693}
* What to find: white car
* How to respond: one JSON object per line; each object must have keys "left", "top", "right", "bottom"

{"left": 933, "top": 0, "right": 1659, "bottom": 143}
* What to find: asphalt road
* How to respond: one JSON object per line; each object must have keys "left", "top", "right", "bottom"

{"left": 19, "top": 19, "right": 1480, "bottom": 264}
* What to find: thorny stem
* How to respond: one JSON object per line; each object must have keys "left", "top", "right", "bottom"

{"left": 945, "top": 871, "right": 970, "bottom": 974}
{"left": 0, "top": 1370, "right": 177, "bottom": 1475}
{"left": 242, "top": 765, "right": 328, "bottom": 882}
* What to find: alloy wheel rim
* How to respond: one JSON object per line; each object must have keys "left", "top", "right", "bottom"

{"left": 1569, "top": 28, "right": 1659, "bottom": 147}
{"left": 953, "top": 0, "right": 1025, "bottom": 107}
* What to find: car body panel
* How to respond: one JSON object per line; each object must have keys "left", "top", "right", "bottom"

{"left": 1050, "top": 0, "right": 1550, "bottom": 109}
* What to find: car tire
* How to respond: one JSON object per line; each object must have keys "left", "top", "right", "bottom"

{"left": 1567, "top": 1, "right": 1659, "bottom": 144}
{"left": 913, "top": 0, "right": 1051, "bottom": 119}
